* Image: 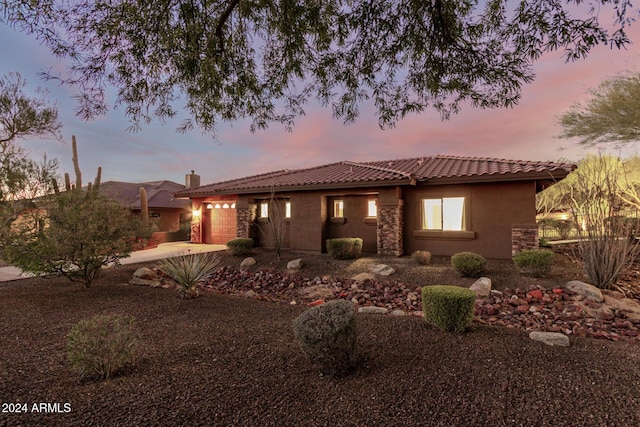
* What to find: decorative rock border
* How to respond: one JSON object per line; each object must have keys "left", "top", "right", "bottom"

{"left": 130, "top": 264, "right": 640, "bottom": 342}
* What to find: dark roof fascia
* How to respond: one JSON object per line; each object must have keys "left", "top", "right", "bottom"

{"left": 416, "top": 169, "right": 573, "bottom": 187}
{"left": 182, "top": 178, "right": 414, "bottom": 198}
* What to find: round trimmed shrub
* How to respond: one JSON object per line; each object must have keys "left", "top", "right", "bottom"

{"left": 66, "top": 314, "right": 139, "bottom": 380}
{"left": 513, "top": 249, "right": 555, "bottom": 277}
{"left": 412, "top": 250, "right": 432, "bottom": 265}
{"left": 292, "top": 300, "right": 357, "bottom": 377}
{"left": 226, "top": 237, "right": 254, "bottom": 256}
{"left": 422, "top": 285, "right": 476, "bottom": 332}
{"left": 451, "top": 251, "right": 486, "bottom": 278}
{"left": 326, "top": 238, "right": 363, "bottom": 260}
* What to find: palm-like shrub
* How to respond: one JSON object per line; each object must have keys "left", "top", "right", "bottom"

{"left": 159, "top": 251, "right": 221, "bottom": 298}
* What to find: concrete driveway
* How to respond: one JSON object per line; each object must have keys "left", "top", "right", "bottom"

{"left": 0, "top": 242, "right": 226, "bottom": 282}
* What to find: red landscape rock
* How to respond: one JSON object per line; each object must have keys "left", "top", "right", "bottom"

{"left": 528, "top": 289, "right": 543, "bottom": 299}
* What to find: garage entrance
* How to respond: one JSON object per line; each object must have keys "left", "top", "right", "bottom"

{"left": 202, "top": 202, "right": 237, "bottom": 244}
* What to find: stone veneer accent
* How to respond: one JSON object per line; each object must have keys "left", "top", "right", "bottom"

{"left": 511, "top": 224, "right": 539, "bottom": 257}
{"left": 190, "top": 220, "right": 201, "bottom": 244}
{"left": 377, "top": 204, "right": 403, "bottom": 256}
{"left": 236, "top": 207, "right": 256, "bottom": 239}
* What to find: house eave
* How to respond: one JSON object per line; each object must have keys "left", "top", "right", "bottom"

{"left": 176, "top": 179, "right": 412, "bottom": 198}
{"left": 418, "top": 170, "right": 573, "bottom": 189}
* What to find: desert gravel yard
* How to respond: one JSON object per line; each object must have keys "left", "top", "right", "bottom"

{"left": 2, "top": 251, "right": 640, "bottom": 426}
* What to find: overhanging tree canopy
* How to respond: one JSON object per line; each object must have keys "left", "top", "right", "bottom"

{"left": 559, "top": 71, "right": 640, "bottom": 147}
{"left": 2, "top": 0, "right": 635, "bottom": 134}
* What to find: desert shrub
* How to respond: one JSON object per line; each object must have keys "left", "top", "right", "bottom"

{"left": 326, "top": 238, "right": 363, "bottom": 260}
{"left": 421, "top": 285, "right": 476, "bottom": 332}
{"left": 292, "top": 300, "right": 357, "bottom": 377}
{"left": 513, "top": 249, "right": 555, "bottom": 277}
{"left": 159, "top": 251, "right": 221, "bottom": 299}
{"left": 67, "top": 314, "right": 139, "bottom": 380}
{"left": 4, "top": 191, "right": 148, "bottom": 287}
{"left": 451, "top": 251, "right": 486, "bottom": 278}
{"left": 412, "top": 250, "right": 432, "bottom": 265}
{"left": 226, "top": 238, "right": 254, "bottom": 256}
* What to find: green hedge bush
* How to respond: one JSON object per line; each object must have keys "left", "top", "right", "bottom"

{"left": 412, "top": 250, "right": 432, "bottom": 265}
{"left": 513, "top": 249, "right": 555, "bottom": 277}
{"left": 292, "top": 300, "right": 357, "bottom": 377}
{"left": 226, "top": 238, "right": 254, "bottom": 256}
{"left": 451, "top": 251, "right": 486, "bottom": 278}
{"left": 66, "top": 314, "right": 139, "bottom": 380}
{"left": 326, "top": 238, "right": 363, "bottom": 260}
{"left": 421, "top": 285, "right": 476, "bottom": 332}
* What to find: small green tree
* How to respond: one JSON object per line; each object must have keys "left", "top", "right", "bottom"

{"left": 5, "top": 190, "right": 147, "bottom": 287}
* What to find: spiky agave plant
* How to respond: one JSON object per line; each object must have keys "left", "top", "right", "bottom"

{"left": 159, "top": 251, "right": 221, "bottom": 299}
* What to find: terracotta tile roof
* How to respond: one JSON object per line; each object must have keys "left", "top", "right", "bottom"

{"left": 175, "top": 155, "right": 575, "bottom": 197}
{"left": 101, "top": 180, "right": 191, "bottom": 209}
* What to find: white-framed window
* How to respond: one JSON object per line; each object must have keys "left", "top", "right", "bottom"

{"left": 367, "top": 199, "right": 377, "bottom": 217}
{"left": 333, "top": 200, "right": 344, "bottom": 218}
{"left": 285, "top": 201, "right": 291, "bottom": 218}
{"left": 422, "top": 197, "right": 465, "bottom": 231}
{"left": 259, "top": 201, "right": 269, "bottom": 218}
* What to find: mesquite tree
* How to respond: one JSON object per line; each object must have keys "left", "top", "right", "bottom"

{"left": 2, "top": 1, "right": 635, "bottom": 134}
{"left": 559, "top": 71, "right": 640, "bottom": 148}
{"left": 0, "top": 71, "right": 61, "bottom": 250}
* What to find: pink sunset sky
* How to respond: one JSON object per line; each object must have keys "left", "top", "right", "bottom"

{"left": 2, "top": 12, "right": 640, "bottom": 188}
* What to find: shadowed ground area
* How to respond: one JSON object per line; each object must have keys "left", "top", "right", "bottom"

{"left": 1, "top": 251, "right": 640, "bottom": 426}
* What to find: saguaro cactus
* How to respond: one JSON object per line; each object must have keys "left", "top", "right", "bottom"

{"left": 139, "top": 187, "right": 148, "bottom": 228}
{"left": 56, "top": 136, "right": 101, "bottom": 196}
{"left": 71, "top": 135, "right": 82, "bottom": 191}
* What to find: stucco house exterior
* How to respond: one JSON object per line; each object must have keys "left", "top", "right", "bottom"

{"left": 174, "top": 155, "right": 575, "bottom": 259}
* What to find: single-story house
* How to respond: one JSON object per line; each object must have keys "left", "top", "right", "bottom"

{"left": 174, "top": 156, "right": 575, "bottom": 259}
{"left": 101, "top": 178, "right": 195, "bottom": 241}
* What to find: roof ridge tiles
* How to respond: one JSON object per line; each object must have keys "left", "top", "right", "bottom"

{"left": 342, "top": 160, "right": 412, "bottom": 179}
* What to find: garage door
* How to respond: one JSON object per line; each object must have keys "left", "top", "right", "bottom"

{"left": 203, "top": 204, "right": 237, "bottom": 244}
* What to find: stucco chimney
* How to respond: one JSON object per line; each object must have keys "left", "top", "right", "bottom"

{"left": 185, "top": 170, "right": 200, "bottom": 190}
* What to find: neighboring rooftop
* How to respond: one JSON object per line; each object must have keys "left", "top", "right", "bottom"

{"left": 101, "top": 180, "right": 191, "bottom": 209}
{"left": 175, "top": 155, "right": 576, "bottom": 197}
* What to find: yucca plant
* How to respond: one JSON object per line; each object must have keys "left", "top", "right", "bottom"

{"left": 159, "top": 251, "right": 221, "bottom": 298}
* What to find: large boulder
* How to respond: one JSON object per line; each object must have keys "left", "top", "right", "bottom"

{"left": 470, "top": 277, "right": 492, "bottom": 298}
{"left": 299, "top": 284, "right": 335, "bottom": 300}
{"left": 287, "top": 259, "right": 304, "bottom": 270}
{"left": 369, "top": 264, "right": 395, "bottom": 276}
{"left": 602, "top": 290, "right": 640, "bottom": 321}
{"left": 133, "top": 267, "right": 157, "bottom": 280}
{"left": 358, "top": 306, "right": 389, "bottom": 315}
{"left": 240, "top": 257, "right": 256, "bottom": 268}
{"left": 351, "top": 272, "right": 376, "bottom": 282}
{"left": 529, "top": 331, "right": 570, "bottom": 347}
{"left": 565, "top": 280, "right": 604, "bottom": 302}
